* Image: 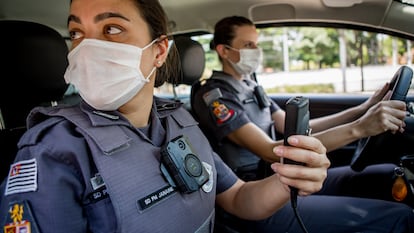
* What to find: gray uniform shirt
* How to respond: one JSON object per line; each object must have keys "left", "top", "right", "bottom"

{"left": 0, "top": 97, "right": 237, "bottom": 233}
{"left": 191, "top": 71, "right": 280, "bottom": 176}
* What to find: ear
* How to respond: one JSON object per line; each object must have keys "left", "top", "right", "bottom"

{"left": 155, "top": 37, "right": 169, "bottom": 67}
{"left": 216, "top": 44, "right": 228, "bottom": 59}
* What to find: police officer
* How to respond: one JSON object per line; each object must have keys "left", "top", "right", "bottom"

{"left": 0, "top": 1, "right": 330, "bottom": 233}
{"left": 191, "top": 15, "right": 414, "bottom": 232}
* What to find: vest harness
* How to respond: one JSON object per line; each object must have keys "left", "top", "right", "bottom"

{"left": 26, "top": 102, "right": 216, "bottom": 233}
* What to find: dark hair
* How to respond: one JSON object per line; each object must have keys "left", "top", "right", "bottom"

{"left": 132, "top": 0, "right": 180, "bottom": 87}
{"left": 211, "top": 15, "right": 254, "bottom": 50}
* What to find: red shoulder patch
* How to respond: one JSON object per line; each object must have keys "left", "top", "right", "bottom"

{"left": 210, "top": 100, "right": 235, "bottom": 124}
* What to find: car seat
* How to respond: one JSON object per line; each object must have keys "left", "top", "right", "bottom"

{"left": 170, "top": 36, "right": 206, "bottom": 114}
{"left": 0, "top": 20, "right": 69, "bottom": 181}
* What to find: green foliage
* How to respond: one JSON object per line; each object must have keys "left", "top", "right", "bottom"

{"left": 256, "top": 26, "right": 412, "bottom": 71}
{"left": 192, "top": 26, "right": 413, "bottom": 80}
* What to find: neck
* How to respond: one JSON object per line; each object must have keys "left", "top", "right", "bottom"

{"left": 222, "top": 63, "right": 243, "bottom": 80}
{"left": 118, "top": 87, "right": 154, "bottom": 128}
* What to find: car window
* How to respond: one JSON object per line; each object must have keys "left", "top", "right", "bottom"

{"left": 156, "top": 25, "right": 414, "bottom": 97}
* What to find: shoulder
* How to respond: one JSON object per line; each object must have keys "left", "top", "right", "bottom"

{"left": 203, "top": 71, "right": 233, "bottom": 88}
{"left": 12, "top": 106, "right": 91, "bottom": 185}
{"left": 27, "top": 105, "right": 84, "bottom": 129}
{"left": 155, "top": 96, "right": 198, "bottom": 126}
{"left": 20, "top": 105, "right": 87, "bottom": 152}
{"left": 194, "top": 72, "right": 236, "bottom": 100}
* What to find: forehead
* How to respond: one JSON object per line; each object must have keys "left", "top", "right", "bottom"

{"left": 232, "top": 25, "right": 258, "bottom": 44}
{"left": 70, "top": 0, "right": 141, "bottom": 20}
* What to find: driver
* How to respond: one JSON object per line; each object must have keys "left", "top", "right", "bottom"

{"left": 191, "top": 15, "right": 413, "bottom": 217}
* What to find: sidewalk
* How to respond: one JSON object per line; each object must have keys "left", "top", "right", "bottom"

{"left": 256, "top": 65, "right": 413, "bottom": 93}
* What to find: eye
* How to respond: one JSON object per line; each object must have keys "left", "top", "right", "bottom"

{"left": 68, "top": 30, "right": 83, "bottom": 41}
{"left": 104, "top": 25, "right": 123, "bottom": 35}
{"left": 244, "top": 42, "right": 257, "bottom": 49}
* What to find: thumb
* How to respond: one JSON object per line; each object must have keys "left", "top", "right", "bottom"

{"left": 383, "top": 90, "right": 392, "bottom": 101}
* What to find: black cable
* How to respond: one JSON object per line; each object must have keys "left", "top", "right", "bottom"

{"left": 290, "top": 189, "right": 309, "bottom": 233}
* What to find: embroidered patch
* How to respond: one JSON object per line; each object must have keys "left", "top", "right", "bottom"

{"left": 3, "top": 200, "right": 40, "bottom": 233}
{"left": 210, "top": 100, "right": 235, "bottom": 124}
{"left": 5, "top": 159, "right": 38, "bottom": 196}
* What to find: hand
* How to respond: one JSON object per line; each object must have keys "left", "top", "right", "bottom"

{"left": 361, "top": 82, "right": 391, "bottom": 110}
{"left": 271, "top": 135, "right": 330, "bottom": 196}
{"left": 356, "top": 100, "right": 407, "bottom": 137}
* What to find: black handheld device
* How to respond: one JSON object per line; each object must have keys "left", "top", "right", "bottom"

{"left": 282, "top": 96, "right": 310, "bottom": 233}
{"left": 282, "top": 96, "right": 310, "bottom": 188}
{"left": 282, "top": 95, "right": 310, "bottom": 187}
{"left": 283, "top": 96, "right": 310, "bottom": 153}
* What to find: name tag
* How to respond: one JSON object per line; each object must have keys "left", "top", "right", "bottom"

{"left": 137, "top": 185, "right": 176, "bottom": 211}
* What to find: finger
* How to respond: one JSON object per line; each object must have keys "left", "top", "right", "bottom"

{"left": 274, "top": 146, "right": 329, "bottom": 169}
{"left": 388, "top": 100, "right": 407, "bottom": 111}
{"left": 275, "top": 166, "right": 325, "bottom": 193}
{"left": 383, "top": 90, "right": 392, "bottom": 101}
{"left": 285, "top": 135, "right": 326, "bottom": 155}
{"left": 377, "top": 82, "right": 391, "bottom": 98}
{"left": 384, "top": 104, "right": 407, "bottom": 124}
{"left": 298, "top": 190, "right": 313, "bottom": 196}
{"left": 388, "top": 117, "right": 405, "bottom": 132}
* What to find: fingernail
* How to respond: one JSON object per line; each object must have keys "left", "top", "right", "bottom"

{"left": 274, "top": 147, "right": 283, "bottom": 156}
{"left": 289, "top": 137, "right": 299, "bottom": 145}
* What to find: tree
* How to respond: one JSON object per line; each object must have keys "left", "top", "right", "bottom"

{"left": 290, "top": 27, "right": 338, "bottom": 69}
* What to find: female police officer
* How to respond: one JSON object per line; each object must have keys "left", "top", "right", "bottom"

{"left": 0, "top": 1, "right": 330, "bottom": 233}
{"left": 191, "top": 15, "right": 414, "bottom": 232}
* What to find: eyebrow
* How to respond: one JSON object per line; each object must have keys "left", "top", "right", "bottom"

{"left": 95, "top": 12, "right": 130, "bottom": 22}
{"left": 67, "top": 12, "right": 130, "bottom": 26}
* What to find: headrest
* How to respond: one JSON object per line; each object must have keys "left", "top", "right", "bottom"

{"left": 0, "top": 20, "right": 69, "bottom": 129}
{"left": 174, "top": 36, "right": 205, "bottom": 85}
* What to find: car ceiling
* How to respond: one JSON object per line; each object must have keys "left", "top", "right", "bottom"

{"left": 1, "top": 0, "right": 414, "bottom": 39}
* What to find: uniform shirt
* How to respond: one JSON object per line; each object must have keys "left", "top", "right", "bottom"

{"left": 0, "top": 97, "right": 238, "bottom": 233}
{"left": 191, "top": 71, "right": 280, "bottom": 177}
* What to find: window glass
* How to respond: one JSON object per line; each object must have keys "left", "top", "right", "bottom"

{"left": 157, "top": 26, "right": 414, "bottom": 97}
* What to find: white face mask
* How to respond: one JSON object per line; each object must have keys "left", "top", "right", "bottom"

{"left": 64, "top": 38, "right": 157, "bottom": 111}
{"left": 227, "top": 46, "right": 263, "bottom": 76}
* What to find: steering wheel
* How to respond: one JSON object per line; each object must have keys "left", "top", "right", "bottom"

{"left": 350, "top": 65, "right": 413, "bottom": 172}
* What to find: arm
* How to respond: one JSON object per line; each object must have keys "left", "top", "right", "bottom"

{"left": 271, "top": 99, "right": 369, "bottom": 135}
{"left": 272, "top": 83, "right": 391, "bottom": 134}
{"left": 270, "top": 83, "right": 405, "bottom": 152}
{"left": 312, "top": 99, "right": 406, "bottom": 151}
{"left": 0, "top": 135, "right": 88, "bottom": 232}
{"left": 216, "top": 135, "right": 329, "bottom": 220}
{"left": 309, "top": 103, "right": 366, "bottom": 133}
{"left": 309, "top": 82, "right": 391, "bottom": 133}
{"left": 230, "top": 100, "right": 405, "bottom": 161}
{"left": 227, "top": 122, "right": 282, "bottom": 163}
